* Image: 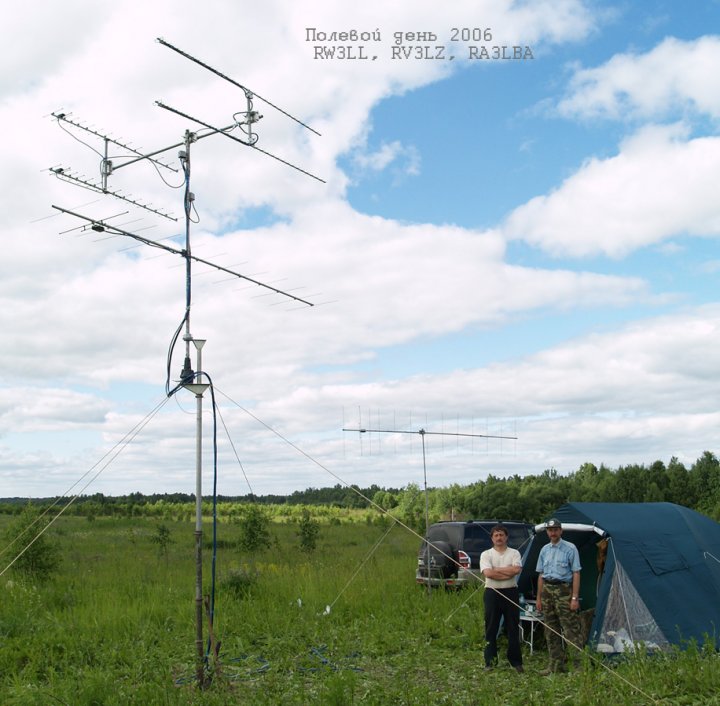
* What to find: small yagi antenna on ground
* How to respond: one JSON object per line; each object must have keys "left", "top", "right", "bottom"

{"left": 343, "top": 420, "right": 518, "bottom": 596}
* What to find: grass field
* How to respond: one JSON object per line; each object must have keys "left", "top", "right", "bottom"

{"left": 1, "top": 514, "right": 719, "bottom": 705}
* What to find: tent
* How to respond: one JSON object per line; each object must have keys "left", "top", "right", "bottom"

{"left": 517, "top": 502, "right": 720, "bottom": 653}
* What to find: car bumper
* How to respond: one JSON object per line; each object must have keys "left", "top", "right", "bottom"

{"left": 415, "top": 568, "right": 482, "bottom": 589}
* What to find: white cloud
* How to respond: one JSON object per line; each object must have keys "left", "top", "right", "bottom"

{"left": 351, "top": 140, "right": 421, "bottom": 178}
{"left": 503, "top": 123, "right": 720, "bottom": 257}
{"left": 0, "top": 387, "right": 109, "bottom": 433}
{"left": 558, "top": 35, "right": 720, "bottom": 120}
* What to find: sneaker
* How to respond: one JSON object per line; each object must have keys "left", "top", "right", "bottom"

{"left": 514, "top": 665, "right": 524, "bottom": 674}
{"left": 484, "top": 665, "right": 493, "bottom": 672}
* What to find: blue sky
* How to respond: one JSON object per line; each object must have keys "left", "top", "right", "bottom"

{"left": 339, "top": 3, "right": 720, "bottom": 376}
{"left": 1, "top": 0, "right": 719, "bottom": 497}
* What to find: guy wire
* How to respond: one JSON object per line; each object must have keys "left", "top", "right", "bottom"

{"left": 214, "top": 402, "right": 255, "bottom": 498}
{"left": 0, "top": 395, "right": 170, "bottom": 577}
{"left": 324, "top": 519, "right": 398, "bottom": 615}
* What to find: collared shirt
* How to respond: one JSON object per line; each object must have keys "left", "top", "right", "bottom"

{"left": 480, "top": 546, "right": 522, "bottom": 589}
{"left": 536, "top": 538, "right": 581, "bottom": 583}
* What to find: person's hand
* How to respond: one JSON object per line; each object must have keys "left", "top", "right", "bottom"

{"left": 536, "top": 596, "right": 542, "bottom": 612}
{"left": 570, "top": 596, "right": 579, "bottom": 611}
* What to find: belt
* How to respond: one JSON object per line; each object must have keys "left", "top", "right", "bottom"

{"left": 543, "top": 578, "right": 570, "bottom": 585}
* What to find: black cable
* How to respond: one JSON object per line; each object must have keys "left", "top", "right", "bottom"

{"left": 165, "top": 312, "right": 188, "bottom": 397}
{"left": 162, "top": 153, "right": 194, "bottom": 401}
{"left": 56, "top": 118, "right": 104, "bottom": 158}
{"left": 149, "top": 158, "right": 186, "bottom": 190}
{"left": 189, "top": 200, "right": 200, "bottom": 224}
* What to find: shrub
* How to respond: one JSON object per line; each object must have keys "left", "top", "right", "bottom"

{"left": 2, "top": 503, "right": 61, "bottom": 581}
{"left": 221, "top": 566, "right": 259, "bottom": 597}
{"left": 297, "top": 509, "right": 320, "bottom": 553}
{"left": 238, "top": 505, "right": 271, "bottom": 552}
{"left": 150, "top": 523, "right": 173, "bottom": 558}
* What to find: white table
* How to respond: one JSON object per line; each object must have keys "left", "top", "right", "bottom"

{"left": 519, "top": 608, "right": 543, "bottom": 654}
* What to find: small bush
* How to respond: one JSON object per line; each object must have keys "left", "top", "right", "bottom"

{"left": 222, "top": 566, "right": 259, "bottom": 597}
{"left": 3, "top": 503, "right": 61, "bottom": 581}
{"left": 297, "top": 509, "right": 320, "bottom": 553}
{"left": 238, "top": 505, "right": 271, "bottom": 552}
{"left": 150, "top": 523, "right": 173, "bottom": 558}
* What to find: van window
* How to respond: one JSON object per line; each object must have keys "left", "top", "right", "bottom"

{"left": 507, "top": 527, "right": 532, "bottom": 551}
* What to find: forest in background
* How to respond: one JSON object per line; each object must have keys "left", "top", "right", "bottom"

{"left": 2, "top": 451, "right": 719, "bottom": 530}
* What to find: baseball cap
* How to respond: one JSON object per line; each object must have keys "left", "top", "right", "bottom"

{"left": 546, "top": 518, "right": 562, "bottom": 528}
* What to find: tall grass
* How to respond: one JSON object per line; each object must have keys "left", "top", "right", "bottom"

{"left": 1, "top": 515, "right": 719, "bottom": 704}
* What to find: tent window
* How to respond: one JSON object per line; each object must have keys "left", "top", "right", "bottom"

{"left": 637, "top": 540, "right": 688, "bottom": 576}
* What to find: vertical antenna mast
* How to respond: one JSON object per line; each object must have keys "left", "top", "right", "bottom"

{"left": 50, "top": 38, "right": 324, "bottom": 687}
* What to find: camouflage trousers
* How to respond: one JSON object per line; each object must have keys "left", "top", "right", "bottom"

{"left": 541, "top": 583, "right": 583, "bottom": 671}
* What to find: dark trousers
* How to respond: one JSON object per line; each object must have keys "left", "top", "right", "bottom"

{"left": 483, "top": 586, "right": 522, "bottom": 667}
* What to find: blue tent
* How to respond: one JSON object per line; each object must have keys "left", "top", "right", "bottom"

{"left": 517, "top": 502, "right": 720, "bottom": 653}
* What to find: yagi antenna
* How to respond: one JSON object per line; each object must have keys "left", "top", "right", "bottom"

{"left": 155, "top": 38, "right": 325, "bottom": 183}
{"left": 155, "top": 101, "right": 326, "bottom": 184}
{"left": 156, "top": 37, "right": 322, "bottom": 137}
{"left": 50, "top": 205, "right": 314, "bottom": 307}
{"left": 49, "top": 111, "right": 179, "bottom": 221}
{"left": 48, "top": 165, "right": 178, "bottom": 221}
{"left": 51, "top": 111, "right": 178, "bottom": 173}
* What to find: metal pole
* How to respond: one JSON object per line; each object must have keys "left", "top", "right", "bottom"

{"left": 194, "top": 341, "right": 205, "bottom": 687}
{"left": 183, "top": 131, "right": 193, "bottom": 371}
{"left": 421, "top": 429, "right": 431, "bottom": 597}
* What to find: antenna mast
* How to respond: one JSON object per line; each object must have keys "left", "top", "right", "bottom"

{"left": 50, "top": 38, "right": 323, "bottom": 687}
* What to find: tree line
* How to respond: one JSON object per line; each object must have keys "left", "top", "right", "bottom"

{"left": 1, "top": 451, "right": 718, "bottom": 527}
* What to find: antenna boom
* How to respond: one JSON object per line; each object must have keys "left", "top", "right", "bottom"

{"left": 342, "top": 427, "right": 517, "bottom": 440}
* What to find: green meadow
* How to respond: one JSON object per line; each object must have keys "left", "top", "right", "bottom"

{"left": 1, "top": 513, "right": 719, "bottom": 705}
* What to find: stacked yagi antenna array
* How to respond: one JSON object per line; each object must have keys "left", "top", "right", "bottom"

{"left": 49, "top": 37, "right": 324, "bottom": 305}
